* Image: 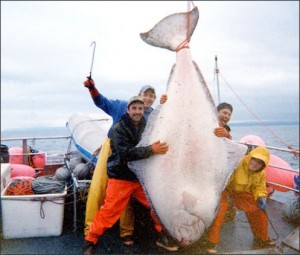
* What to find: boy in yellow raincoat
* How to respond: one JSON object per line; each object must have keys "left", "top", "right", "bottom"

{"left": 206, "top": 146, "right": 276, "bottom": 253}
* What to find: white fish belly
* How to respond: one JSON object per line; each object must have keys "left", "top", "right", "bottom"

{"left": 129, "top": 49, "right": 247, "bottom": 246}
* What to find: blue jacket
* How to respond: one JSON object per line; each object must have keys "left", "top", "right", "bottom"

{"left": 92, "top": 93, "right": 154, "bottom": 136}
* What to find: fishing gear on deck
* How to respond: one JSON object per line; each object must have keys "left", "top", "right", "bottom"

{"left": 63, "top": 145, "right": 101, "bottom": 190}
{"left": 32, "top": 176, "right": 66, "bottom": 194}
{"left": 5, "top": 176, "right": 65, "bottom": 195}
{"left": 72, "top": 146, "right": 101, "bottom": 180}
{"left": 5, "top": 178, "right": 34, "bottom": 196}
{"left": 54, "top": 152, "right": 84, "bottom": 182}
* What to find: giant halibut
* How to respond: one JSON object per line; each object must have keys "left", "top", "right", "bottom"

{"left": 128, "top": 6, "right": 248, "bottom": 246}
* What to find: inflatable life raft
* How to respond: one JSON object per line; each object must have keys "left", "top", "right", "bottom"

{"left": 66, "top": 113, "right": 112, "bottom": 164}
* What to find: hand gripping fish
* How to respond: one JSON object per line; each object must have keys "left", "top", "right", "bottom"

{"left": 128, "top": 6, "right": 248, "bottom": 246}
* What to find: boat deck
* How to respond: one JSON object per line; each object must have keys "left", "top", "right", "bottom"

{"left": 1, "top": 187, "right": 298, "bottom": 254}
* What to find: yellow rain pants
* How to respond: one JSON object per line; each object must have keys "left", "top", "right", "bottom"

{"left": 84, "top": 138, "right": 134, "bottom": 237}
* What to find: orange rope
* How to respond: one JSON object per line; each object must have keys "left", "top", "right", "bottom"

{"left": 175, "top": 1, "right": 195, "bottom": 52}
{"left": 175, "top": 39, "right": 190, "bottom": 52}
{"left": 5, "top": 179, "right": 34, "bottom": 196}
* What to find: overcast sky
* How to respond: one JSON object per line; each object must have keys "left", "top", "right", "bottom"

{"left": 1, "top": 1, "right": 299, "bottom": 131}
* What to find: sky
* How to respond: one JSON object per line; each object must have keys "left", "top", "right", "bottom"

{"left": 1, "top": 1, "right": 299, "bottom": 131}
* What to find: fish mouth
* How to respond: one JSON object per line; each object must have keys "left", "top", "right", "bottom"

{"left": 173, "top": 213, "right": 206, "bottom": 246}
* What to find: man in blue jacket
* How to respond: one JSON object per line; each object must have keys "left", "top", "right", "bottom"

{"left": 83, "top": 78, "right": 166, "bottom": 246}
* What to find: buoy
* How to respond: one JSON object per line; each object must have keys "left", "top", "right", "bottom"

{"left": 32, "top": 151, "right": 46, "bottom": 168}
{"left": 55, "top": 166, "right": 71, "bottom": 181}
{"left": 10, "top": 164, "right": 36, "bottom": 178}
{"left": 69, "top": 157, "right": 83, "bottom": 170}
{"left": 266, "top": 154, "right": 297, "bottom": 192}
{"left": 73, "top": 163, "right": 93, "bottom": 180}
{"left": 9, "top": 147, "right": 24, "bottom": 164}
{"left": 239, "top": 135, "right": 266, "bottom": 146}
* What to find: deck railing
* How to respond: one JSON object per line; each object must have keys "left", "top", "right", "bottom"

{"left": 1, "top": 135, "right": 72, "bottom": 166}
{"left": 236, "top": 141, "right": 299, "bottom": 193}
{"left": 1, "top": 136, "right": 299, "bottom": 192}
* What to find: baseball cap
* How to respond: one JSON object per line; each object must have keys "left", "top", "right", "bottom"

{"left": 217, "top": 102, "right": 233, "bottom": 113}
{"left": 139, "top": 85, "right": 156, "bottom": 95}
{"left": 127, "top": 96, "right": 145, "bottom": 108}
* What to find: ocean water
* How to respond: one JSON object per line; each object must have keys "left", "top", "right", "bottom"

{"left": 1, "top": 122, "right": 299, "bottom": 170}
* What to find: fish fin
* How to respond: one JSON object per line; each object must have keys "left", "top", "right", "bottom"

{"left": 192, "top": 61, "right": 216, "bottom": 110}
{"left": 182, "top": 191, "right": 198, "bottom": 213}
{"left": 166, "top": 63, "right": 176, "bottom": 90}
{"left": 218, "top": 138, "right": 248, "bottom": 193}
{"left": 224, "top": 139, "right": 248, "bottom": 182}
{"left": 140, "top": 7, "right": 199, "bottom": 51}
{"left": 128, "top": 159, "right": 146, "bottom": 185}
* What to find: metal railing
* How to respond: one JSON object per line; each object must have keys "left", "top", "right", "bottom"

{"left": 2, "top": 136, "right": 299, "bottom": 179}
{"left": 1, "top": 135, "right": 72, "bottom": 165}
{"left": 236, "top": 141, "right": 299, "bottom": 193}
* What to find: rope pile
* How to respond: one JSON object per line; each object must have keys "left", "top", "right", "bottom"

{"left": 5, "top": 178, "right": 34, "bottom": 196}
{"left": 5, "top": 176, "right": 65, "bottom": 196}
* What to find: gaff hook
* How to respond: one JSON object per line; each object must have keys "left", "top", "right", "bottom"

{"left": 263, "top": 209, "right": 279, "bottom": 240}
{"left": 88, "top": 41, "right": 96, "bottom": 80}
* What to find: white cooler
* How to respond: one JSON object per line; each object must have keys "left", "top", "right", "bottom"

{"left": 1, "top": 181, "right": 67, "bottom": 239}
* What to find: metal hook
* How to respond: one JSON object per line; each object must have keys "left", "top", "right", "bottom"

{"left": 88, "top": 41, "right": 96, "bottom": 80}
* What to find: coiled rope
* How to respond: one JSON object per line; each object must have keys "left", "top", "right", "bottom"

{"left": 5, "top": 178, "right": 34, "bottom": 196}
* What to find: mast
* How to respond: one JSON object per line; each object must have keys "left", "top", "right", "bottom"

{"left": 215, "top": 55, "right": 221, "bottom": 104}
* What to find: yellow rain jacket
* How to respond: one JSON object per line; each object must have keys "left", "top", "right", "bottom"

{"left": 227, "top": 146, "right": 270, "bottom": 200}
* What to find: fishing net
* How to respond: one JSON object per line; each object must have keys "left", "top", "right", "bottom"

{"left": 32, "top": 176, "right": 66, "bottom": 194}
